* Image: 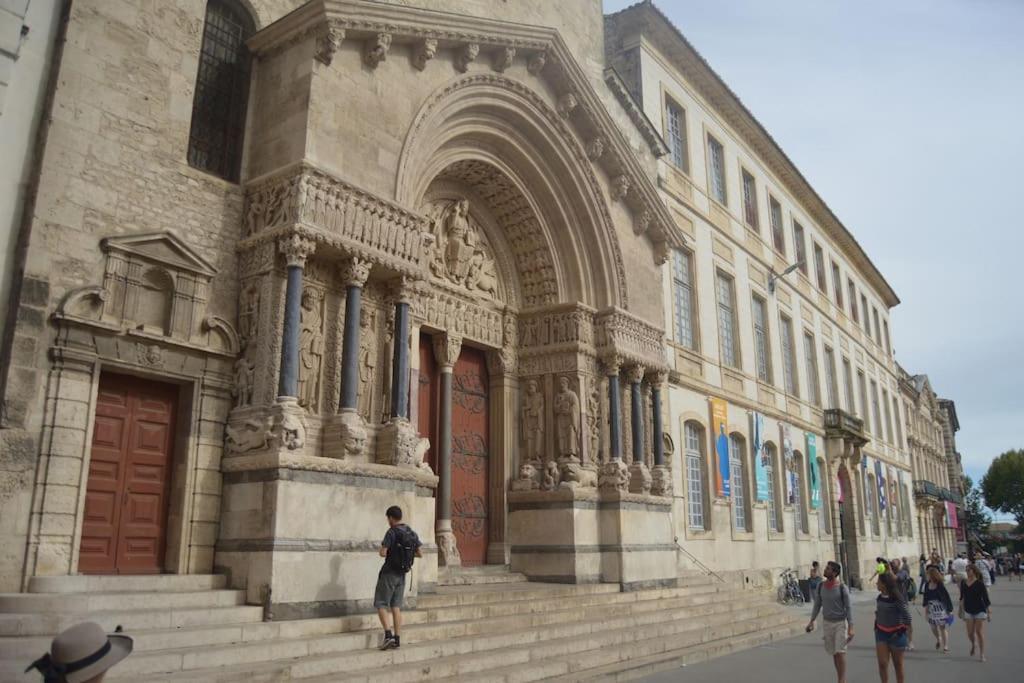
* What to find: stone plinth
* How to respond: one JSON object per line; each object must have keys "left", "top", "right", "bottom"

{"left": 597, "top": 490, "right": 676, "bottom": 591}
{"left": 215, "top": 452, "right": 438, "bottom": 619}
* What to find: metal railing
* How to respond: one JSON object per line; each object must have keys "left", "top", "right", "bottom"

{"left": 913, "top": 479, "right": 940, "bottom": 498}
{"left": 674, "top": 538, "right": 725, "bottom": 583}
{"left": 824, "top": 408, "right": 866, "bottom": 442}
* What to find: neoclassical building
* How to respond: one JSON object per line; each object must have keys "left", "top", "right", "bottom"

{"left": 0, "top": 0, "right": 958, "bottom": 622}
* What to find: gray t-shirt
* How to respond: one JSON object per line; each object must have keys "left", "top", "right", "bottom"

{"left": 810, "top": 580, "right": 853, "bottom": 625}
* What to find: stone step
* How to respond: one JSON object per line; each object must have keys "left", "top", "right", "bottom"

{"left": 437, "top": 567, "right": 528, "bottom": 586}
{"left": 0, "top": 589, "right": 247, "bottom": 614}
{"left": 301, "top": 606, "right": 792, "bottom": 682}
{"left": 0, "top": 604, "right": 264, "bottom": 637}
{"left": 26, "top": 574, "right": 227, "bottom": 594}
{"left": 103, "top": 591, "right": 777, "bottom": 680}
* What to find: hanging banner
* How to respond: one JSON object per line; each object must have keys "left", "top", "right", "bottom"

{"left": 946, "top": 501, "right": 959, "bottom": 528}
{"left": 837, "top": 474, "right": 844, "bottom": 503}
{"left": 807, "top": 433, "right": 821, "bottom": 509}
{"left": 875, "top": 459, "right": 887, "bottom": 512}
{"left": 889, "top": 467, "right": 899, "bottom": 521}
{"left": 711, "top": 397, "right": 730, "bottom": 497}
{"left": 753, "top": 412, "right": 769, "bottom": 501}
{"left": 781, "top": 423, "right": 795, "bottom": 505}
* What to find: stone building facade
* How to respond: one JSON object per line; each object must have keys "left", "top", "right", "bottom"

{"left": 0, "top": 0, "right": 957, "bottom": 614}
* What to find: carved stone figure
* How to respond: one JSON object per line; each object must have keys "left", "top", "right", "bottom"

{"left": 558, "top": 458, "right": 597, "bottom": 489}
{"left": 527, "top": 50, "right": 547, "bottom": 75}
{"left": 444, "top": 199, "right": 474, "bottom": 284}
{"left": 240, "top": 287, "right": 259, "bottom": 344}
{"left": 521, "top": 379, "right": 544, "bottom": 463}
{"left": 364, "top": 32, "right": 391, "bottom": 68}
{"left": 629, "top": 461, "right": 652, "bottom": 495}
{"left": 554, "top": 376, "right": 580, "bottom": 460}
{"left": 412, "top": 38, "right": 437, "bottom": 71}
{"left": 455, "top": 42, "right": 479, "bottom": 72}
{"left": 465, "top": 250, "right": 497, "bottom": 297}
{"left": 494, "top": 46, "right": 515, "bottom": 72}
{"left": 651, "top": 465, "right": 672, "bottom": 497}
{"left": 541, "top": 458, "right": 560, "bottom": 491}
{"left": 511, "top": 462, "right": 539, "bottom": 491}
{"left": 225, "top": 416, "right": 274, "bottom": 455}
{"left": 278, "top": 411, "right": 306, "bottom": 450}
{"left": 335, "top": 410, "right": 367, "bottom": 458}
{"left": 357, "top": 307, "right": 376, "bottom": 418}
{"left": 232, "top": 353, "right": 255, "bottom": 408}
{"left": 599, "top": 459, "right": 630, "bottom": 492}
{"left": 438, "top": 531, "right": 461, "bottom": 567}
{"left": 297, "top": 289, "right": 323, "bottom": 411}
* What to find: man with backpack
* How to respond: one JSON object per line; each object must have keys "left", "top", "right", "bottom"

{"left": 806, "top": 561, "right": 854, "bottom": 683}
{"left": 375, "top": 505, "right": 422, "bottom": 650}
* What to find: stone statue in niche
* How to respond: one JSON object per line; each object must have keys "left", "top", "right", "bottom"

{"left": 426, "top": 198, "right": 499, "bottom": 299}
{"left": 586, "top": 383, "right": 601, "bottom": 464}
{"left": 232, "top": 348, "right": 255, "bottom": 408}
{"left": 521, "top": 378, "right": 544, "bottom": 463}
{"left": 554, "top": 376, "right": 580, "bottom": 460}
{"left": 357, "top": 307, "right": 376, "bottom": 419}
{"left": 240, "top": 286, "right": 259, "bottom": 345}
{"left": 298, "top": 289, "right": 324, "bottom": 412}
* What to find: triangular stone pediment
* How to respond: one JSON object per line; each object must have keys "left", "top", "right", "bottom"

{"left": 101, "top": 231, "right": 218, "bottom": 277}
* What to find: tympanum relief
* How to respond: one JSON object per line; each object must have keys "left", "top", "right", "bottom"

{"left": 426, "top": 199, "right": 500, "bottom": 300}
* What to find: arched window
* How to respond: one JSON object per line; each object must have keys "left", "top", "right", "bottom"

{"left": 729, "top": 432, "right": 749, "bottom": 531}
{"left": 793, "top": 450, "right": 808, "bottom": 534}
{"left": 684, "top": 421, "right": 706, "bottom": 530}
{"left": 764, "top": 442, "right": 781, "bottom": 532}
{"left": 867, "top": 473, "right": 880, "bottom": 536}
{"left": 188, "top": 0, "right": 255, "bottom": 181}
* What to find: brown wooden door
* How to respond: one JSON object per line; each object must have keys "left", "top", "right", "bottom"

{"left": 79, "top": 374, "right": 177, "bottom": 574}
{"left": 451, "top": 347, "right": 489, "bottom": 566}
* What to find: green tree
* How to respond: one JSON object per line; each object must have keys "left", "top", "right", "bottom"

{"left": 980, "top": 449, "right": 1024, "bottom": 526}
{"left": 961, "top": 475, "right": 991, "bottom": 541}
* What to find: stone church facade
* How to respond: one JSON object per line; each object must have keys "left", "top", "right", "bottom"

{"left": 0, "top": 0, "right": 954, "bottom": 618}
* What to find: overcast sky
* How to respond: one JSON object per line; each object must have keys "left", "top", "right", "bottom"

{"left": 604, "top": 0, "right": 1024, "bottom": 512}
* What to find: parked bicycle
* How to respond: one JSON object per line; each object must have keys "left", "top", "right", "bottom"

{"left": 778, "top": 568, "right": 805, "bottom": 605}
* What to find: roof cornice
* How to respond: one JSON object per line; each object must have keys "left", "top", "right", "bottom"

{"left": 606, "top": 1, "right": 899, "bottom": 307}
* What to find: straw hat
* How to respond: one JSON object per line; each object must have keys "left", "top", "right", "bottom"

{"left": 26, "top": 622, "right": 133, "bottom": 683}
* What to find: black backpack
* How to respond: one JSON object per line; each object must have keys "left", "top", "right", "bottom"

{"left": 385, "top": 526, "right": 417, "bottom": 574}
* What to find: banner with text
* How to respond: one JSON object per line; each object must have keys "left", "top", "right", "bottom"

{"left": 711, "top": 397, "right": 730, "bottom": 498}
{"left": 754, "top": 412, "right": 769, "bottom": 501}
{"left": 807, "top": 433, "right": 821, "bottom": 509}
{"left": 875, "top": 459, "right": 887, "bottom": 512}
{"left": 781, "top": 422, "right": 795, "bottom": 505}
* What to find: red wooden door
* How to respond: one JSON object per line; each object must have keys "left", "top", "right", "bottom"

{"left": 451, "top": 347, "right": 489, "bottom": 565}
{"left": 79, "top": 374, "right": 177, "bottom": 574}
{"left": 417, "top": 335, "right": 438, "bottom": 473}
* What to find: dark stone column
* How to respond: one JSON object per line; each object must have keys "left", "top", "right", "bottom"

{"left": 607, "top": 367, "right": 622, "bottom": 461}
{"left": 651, "top": 375, "right": 665, "bottom": 467}
{"left": 338, "top": 258, "right": 371, "bottom": 411}
{"left": 433, "top": 333, "right": 462, "bottom": 567}
{"left": 628, "top": 365, "right": 645, "bottom": 464}
{"left": 389, "top": 300, "right": 411, "bottom": 420}
{"left": 276, "top": 236, "right": 315, "bottom": 398}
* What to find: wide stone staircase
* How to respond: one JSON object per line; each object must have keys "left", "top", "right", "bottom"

{"left": 0, "top": 570, "right": 805, "bottom": 682}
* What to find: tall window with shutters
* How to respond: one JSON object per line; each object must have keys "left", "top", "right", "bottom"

{"left": 715, "top": 272, "right": 739, "bottom": 368}
{"left": 831, "top": 261, "right": 843, "bottom": 307}
{"left": 872, "top": 307, "right": 882, "bottom": 345}
{"left": 794, "top": 451, "right": 808, "bottom": 533}
{"left": 769, "top": 196, "right": 786, "bottom": 255}
{"left": 780, "top": 314, "right": 798, "bottom": 397}
{"left": 883, "top": 389, "right": 894, "bottom": 444}
{"left": 793, "top": 221, "right": 808, "bottom": 274}
{"left": 672, "top": 249, "right": 697, "bottom": 350}
{"left": 843, "top": 357, "right": 855, "bottom": 413}
{"left": 893, "top": 396, "right": 903, "bottom": 447}
{"left": 685, "top": 422, "right": 706, "bottom": 530}
{"left": 813, "top": 244, "right": 827, "bottom": 293}
{"left": 665, "top": 97, "right": 689, "bottom": 173}
{"left": 848, "top": 279, "right": 859, "bottom": 322}
{"left": 765, "top": 443, "right": 780, "bottom": 532}
{"left": 883, "top": 320, "right": 892, "bottom": 356}
{"left": 742, "top": 169, "right": 759, "bottom": 230}
{"left": 752, "top": 295, "right": 772, "bottom": 383}
{"left": 707, "top": 134, "right": 727, "bottom": 204}
{"left": 803, "top": 331, "right": 821, "bottom": 406}
{"left": 823, "top": 345, "right": 838, "bottom": 409}
{"left": 858, "top": 371, "right": 870, "bottom": 430}
{"left": 187, "top": 0, "right": 255, "bottom": 182}
{"left": 730, "top": 433, "right": 748, "bottom": 531}
{"left": 861, "top": 294, "right": 870, "bottom": 334}
{"left": 871, "top": 380, "right": 883, "bottom": 440}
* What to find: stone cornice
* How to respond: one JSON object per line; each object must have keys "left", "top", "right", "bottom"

{"left": 603, "top": 67, "right": 668, "bottom": 158}
{"left": 606, "top": 3, "right": 899, "bottom": 307}
{"left": 247, "top": 0, "right": 683, "bottom": 264}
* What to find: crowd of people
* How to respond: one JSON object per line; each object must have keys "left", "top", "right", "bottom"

{"left": 807, "top": 545, "right": 999, "bottom": 683}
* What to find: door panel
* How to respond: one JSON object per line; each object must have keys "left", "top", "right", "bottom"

{"left": 80, "top": 374, "right": 177, "bottom": 575}
{"left": 451, "top": 347, "right": 489, "bottom": 566}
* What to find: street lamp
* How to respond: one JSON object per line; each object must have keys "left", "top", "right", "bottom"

{"left": 768, "top": 261, "right": 803, "bottom": 294}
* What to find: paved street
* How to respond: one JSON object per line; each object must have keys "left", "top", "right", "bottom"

{"left": 643, "top": 580, "right": 1023, "bottom": 682}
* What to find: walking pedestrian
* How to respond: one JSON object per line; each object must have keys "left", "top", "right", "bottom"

{"left": 968, "top": 550, "right": 992, "bottom": 588}
{"left": 921, "top": 566, "right": 953, "bottom": 654}
{"left": 809, "top": 560, "right": 823, "bottom": 594}
{"left": 917, "top": 554, "right": 927, "bottom": 598}
{"left": 374, "top": 505, "right": 422, "bottom": 651}
{"left": 806, "top": 561, "right": 854, "bottom": 683}
{"left": 928, "top": 548, "right": 943, "bottom": 572}
{"left": 890, "top": 558, "right": 915, "bottom": 649}
{"left": 874, "top": 571, "right": 912, "bottom": 683}
{"left": 26, "top": 621, "right": 133, "bottom": 682}
{"left": 959, "top": 563, "right": 992, "bottom": 662}
{"left": 952, "top": 553, "right": 968, "bottom": 583}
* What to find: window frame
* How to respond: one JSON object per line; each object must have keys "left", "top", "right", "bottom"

{"left": 768, "top": 195, "right": 786, "bottom": 256}
{"left": 741, "top": 167, "right": 760, "bottom": 231}
{"left": 860, "top": 294, "right": 870, "bottom": 335}
{"left": 765, "top": 442, "right": 781, "bottom": 532}
{"left": 813, "top": 243, "right": 827, "bottom": 293}
{"left": 706, "top": 133, "right": 728, "bottom": 205}
{"left": 792, "top": 221, "right": 808, "bottom": 275}
{"left": 671, "top": 248, "right": 699, "bottom": 351}
{"left": 684, "top": 421, "right": 707, "bottom": 531}
{"left": 715, "top": 270, "right": 740, "bottom": 369}
{"left": 751, "top": 294, "right": 772, "bottom": 384}
{"left": 842, "top": 357, "right": 855, "bottom": 413}
{"left": 831, "top": 260, "right": 844, "bottom": 307}
{"left": 823, "top": 345, "right": 838, "bottom": 409}
{"left": 858, "top": 370, "right": 869, "bottom": 429}
{"left": 802, "top": 330, "right": 821, "bottom": 406}
{"left": 848, "top": 278, "right": 859, "bottom": 322}
{"left": 779, "top": 313, "right": 798, "bottom": 398}
{"left": 664, "top": 95, "right": 690, "bottom": 174}
{"left": 730, "top": 433, "right": 749, "bottom": 532}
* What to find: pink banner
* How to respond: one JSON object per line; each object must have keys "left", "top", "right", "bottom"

{"left": 946, "top": 501, "right": 958, "bottom": 529}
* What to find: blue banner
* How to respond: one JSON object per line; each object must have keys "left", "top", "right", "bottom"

{"left": 808, "top": 433, "right": 821, "bottom": 509}
{"left": 754, "top": 413, "right": 769, "bottom": 501}
{"left": 875, "top": 459, "right": 887, "bottom": 512}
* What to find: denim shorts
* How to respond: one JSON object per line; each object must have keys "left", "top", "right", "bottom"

{"left": 373, "top": 570, "right": 406, "bottom": 609}
{"left": 874, "top": 628, "right": 908, "bottom": 649}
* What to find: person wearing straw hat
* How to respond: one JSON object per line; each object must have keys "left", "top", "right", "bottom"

{"left": 25, "top": 621, "right": 133, "bottom": 682}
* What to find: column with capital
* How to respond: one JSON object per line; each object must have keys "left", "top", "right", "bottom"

{"left": 273, "top": 236, "right": 316, "bottom": 451}
{"left": 598, "top": 355, "right": 629, "bottom": 491}
{"left": 649, "top": 370, "right": 671, "bottom": 496}
{"left": 376, "top": 278, "right": 423, "bottom": 468}
{"left": 329, "top": 256, "right": 372, "bottom": 458}
{"left": 433, "top": 333, "right": 462, "bottom": 567}
{"left": 627, "top": 364, "right": 652, "bottom": 494}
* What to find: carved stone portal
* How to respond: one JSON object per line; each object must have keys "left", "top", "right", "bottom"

{"left": 520, "top": 378, "right": 544, "bottom": 463}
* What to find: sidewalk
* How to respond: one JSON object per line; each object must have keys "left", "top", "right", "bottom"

{"left": 640, "top": 580, "right": 1023, "bottom": 682}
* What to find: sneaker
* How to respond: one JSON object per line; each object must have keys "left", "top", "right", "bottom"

{"left": 378, "top": 635, "right": 395, "bottom": 651}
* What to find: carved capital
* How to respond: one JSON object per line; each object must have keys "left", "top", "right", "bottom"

{"left": 455, "top": 43, "right": 479, "bottom": 72}
{"left": 626, "top": 364, "right": 645, "bottom": 385}
{"left": 389, "top": 276, "right": 422, "bottom": 305}
{"left": 598, "top": 459, "right": 630, "bottom": 492}
{"left": 363, "top": 32, "right": 392, "bottom": 68}
{"left": 315, "top": 22, "right": 345, "bottom": 65}
{"left": 601, "top": 354, "right": 623, "bottom": 377}
{"left": 493, "top": 45, "right": 516, "bottom": 72}
{"left": 527, "top": 50, "right": 547, "bottom": 75}
{"left": 556, "top": 92, "right": 578, "bottom": 118}
{"left": 338, "top": 256, "right": 372, "bottom": 288}
{"left": 433, "top": 333, "right": 462, "bottom": 368}
{"left": 649, "top": 369, "right": 669, "bottom": 387}
{"left": 278, "top": 234, "right": 316, "bottom": 268}
{"left": 412, "top": 38, "right": 437, "bottom": 71}
{"left": 486, "top": 347, "right": 516, "bottom": 376}
{"left": 586, "top": 136, "right": 605, "bottom": 161}
{"left": 610, "top": 175, "right": 631, "bottom": 202}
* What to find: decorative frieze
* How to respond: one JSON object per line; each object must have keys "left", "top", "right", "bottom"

{"left": 416, "top": 289, "right": 504, "bottom": 348}
{"left": 518, "top": 305, "right": 596, "bottom": 350}
{"left": 594, "top": 307, "right": 667, "bottom": 371}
